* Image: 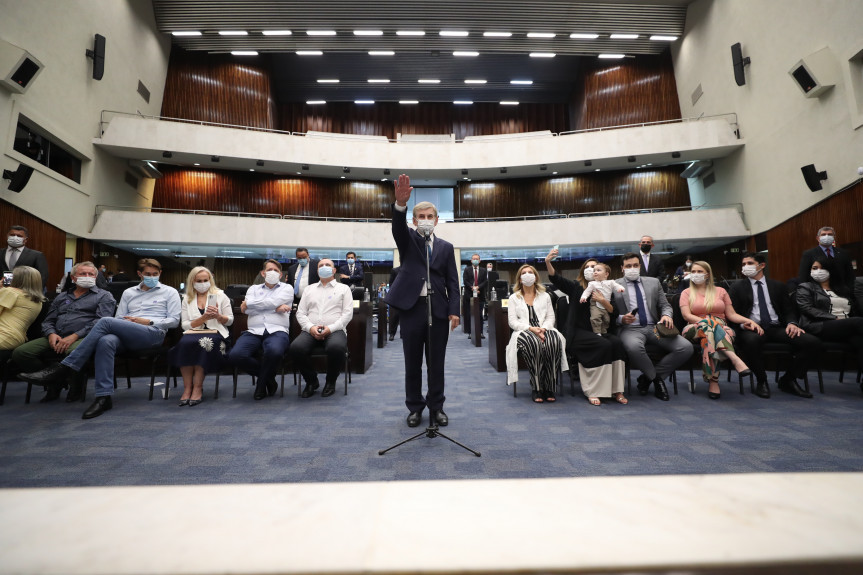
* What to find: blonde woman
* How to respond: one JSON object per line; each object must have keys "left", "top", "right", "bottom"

{"left": 168, "top": 267, "right": 233, "bottom": 406}
{"left": 506, "top": 264, "right": 568, "bottom": 403}
{"left": 0, "top": 266, "right": 44, "bottom": 350}
{"left": 680, "top": 261, "right": 757, "bottom": 399}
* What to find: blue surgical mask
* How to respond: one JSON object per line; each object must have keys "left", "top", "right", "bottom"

{"left": 318, "top": 265, "right": 334, "bottom": 279}
{"left": 347, "top": 258, "right": 355, "bottom": 265}
{"left": 298, "top": 258, "right": 308, "bottom": 267}
{"left": 142, "top": 275, "right": 160, "bottom": 288}
{"left": 472, "top": 259, "right": 479, "bottom": 266}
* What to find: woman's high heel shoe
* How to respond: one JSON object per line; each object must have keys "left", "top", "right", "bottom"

{"left": 178, "top": 399, "right": 190, "bottom": 407}
{"left": 188, "top": 398, "right": 203, "bottom": 406}
{"left": 737, "top": 368, "right": 752, "bottom": 378}
{"left": 708, "top": 391, "right": 721, "bottom": 399}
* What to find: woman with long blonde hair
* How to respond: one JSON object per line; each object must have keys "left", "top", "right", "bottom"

{"left": 0, "top": 266, "right": 44, "bottom": 350}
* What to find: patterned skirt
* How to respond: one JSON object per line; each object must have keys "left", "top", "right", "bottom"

{"left": 168, "top": 332, "right": 230, "bottom": 373}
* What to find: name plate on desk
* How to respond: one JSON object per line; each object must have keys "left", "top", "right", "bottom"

{"left": 501, "top": 299, "right": 508, "bottom": 307}
{"left": 353, "top": 300, "right": 360, "bottom": 308}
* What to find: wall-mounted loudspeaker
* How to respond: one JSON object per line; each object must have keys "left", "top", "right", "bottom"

{"left": 85, "top": 34, "right": 105, "bottom": 80}
{"left": 0, "top": 38, "right": 44, "bottom": 93}
{"left": 789, "top": 47, "right": 838, "bottom": 98}
{"left": 2, "top": 164, "right": 35, "bottom": 193}
{"left": 800, "top": 164, "right": 828, "bottom": 192}
{"left": 731, "top": 43, "right": 751, "bottom": 87}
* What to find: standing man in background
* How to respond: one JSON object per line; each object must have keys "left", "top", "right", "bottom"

{"left": 2, "top": 225, "right": 49, "bottom": 290}
{"left": 462, "top": 253, "right": 488, "bottom": 339}
{"left": 798, "top": 226, "right": 855, "bottom": 292}
{"left": 386, "top": 174, "right": 460, "bottom": 428}
{"left": 638, "top": 235, "right": 662, "bottom": 279}
{"left": 338, "top": 251, "right": 365, "bottom": 288}
{"left": 286, "top": 248, "right": 319, "bottom": 303}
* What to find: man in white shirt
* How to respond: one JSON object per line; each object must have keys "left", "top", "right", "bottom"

{"left": 292, "top": 259, "right": 354, "bottom": 398}
{"left": 229, "top": 259, "right": 294, "bottom": 400}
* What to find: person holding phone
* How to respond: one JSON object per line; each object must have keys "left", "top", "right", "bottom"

{"left": 0, "top": 266, "right": 44, "bottom": 351}
{"left": 169, "top": 267, "right": 234, "bottom": 406}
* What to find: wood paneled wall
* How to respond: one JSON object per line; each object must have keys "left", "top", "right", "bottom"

{"left": 161, "top": 49, "right": 276, "bottom": 129}
{"left": 456, "top": 168, "right": 690, "bottom": 219}
{"left": 765, "top": 180, "right": 863, "bottom": 282}
{"left": 0, "top": 199, "right": 67, "bottom": 290}
{"left": 573, "top": 51, "right": 682, "bottom": 131}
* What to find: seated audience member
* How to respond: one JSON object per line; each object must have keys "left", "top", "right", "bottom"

{"left": 612, "top": 253, "right": 692, "bottom": 401}
{"left": 337, "top": 251, "right": 365, "bottom": 288}
{"left": 169, "top": 267, "right": 234, "bottom": 407}
{"left": 286, "top": 247, "right": 319, "bottom": 302}
{"left": 291, "top": 259, "right": 353, "bottom": 398}
{"left": 798, "top": 226, "right": 855, "bottom": 293}
{"left": 11, "top": 261, "right": 115, "bottom": 403}
{"left": 579, "top": 262, "right": 625, "bottom": 335}
{"left": 796, "top": 256, "right": 863, "bottom": 380}
{"left": 0, "top": 266, "right": 44, "bottom": 351}
{"left": 546, "top": 252, "right": 627, "bottom": 406}
{"left": 728, "top": 252, "right": 818, "bottom": 399}
{"left": 506, "top": 264, "right": 568, "bottom": 404}
{"left": 680, "top": 261, "right": 755, "bottom": 400}
{"left": 21, "top": 258, "right": 181, "bottom": 419}
{"left": 674, "top": 255, "right": 694, "bottom": 293}
{"left": 229, "top": 259, "right": 293, "bottom": 400}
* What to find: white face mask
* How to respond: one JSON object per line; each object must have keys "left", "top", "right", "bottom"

{"left": 318, "top": 265, "right": 334, "bottom": 279}
{"left": 583, "top": 267, "right": 595, "bottom": 281}
{"left": 623, "top": 268, "right": 641, "bottom": 281}
{"left": 7, "top": 236, "right": 24, "bottom": 248}
{"left": 416, "top": 220, "right": 435, "bottom": 236}
{"left": 75, "top": 276, "right": 96, "bottom": 289}
{"left": 689, "top": 272, "right": 707, "bottom": 285}
{"left": 194, "top": 281, "right": 211, "bottom": 293}
{"left": 264, "top": 270, "right": 281, "bottom": 285}
{"left": 520, "top": 273, "right": 536, "bottom": 287}
{"left": 741, "top": 264, "right": 759, "bottom": 278}
{"left": 685, "top": 261, "right": 692, "bottom": 268}
{"left": 810, "top": 269, "right": 830, "bottom": 283}
{"left": 818, "top": 235, "right": 835, "bottom": 247}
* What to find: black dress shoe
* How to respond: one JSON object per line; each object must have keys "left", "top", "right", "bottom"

{"left": 636, "top": 373, "right": 652, "bottom": 395}
{"left": 754, "top": 380, "right": 771, "bottom": 399}
{"left": 20, "top": 363, "right": 75, "bottom": 383}
{"left": 253, "top": 382, "right": 267, "bottom": 400}
{"left": 321, "top": 382, "right": 336, "bottom": 397}
{"left": 406, "top": 411, "right": 422, "bottom": 427}
{"left": 708, "top": 391, "right": 721, "bottom": 400}
{"left": 388, "top": 334, "right": 395, "bottom": 341}
{"left": 431, "top": 410, "right": 448, "bottom": 426}
{"left": 266, "top": 377, "right": 278, "bottom": 397}
{"left": 40, "top": 386, "right": 63, "bottom": 403}
{"left": 65, "top": 375, "right": 85, "bottom": 403}
{"left": 778, "top": 378, "right": 813, "bottom": 398}
{"left": 82, "top": 396, "right": 112, "bottom": 419}
{"left": 301, "top": 381, "right": 319, "bottom": 398}
{"left": 653, "top": 377, "right": 670, "bottom": 401}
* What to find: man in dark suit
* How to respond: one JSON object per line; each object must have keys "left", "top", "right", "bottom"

{"left": 637, "top": 235, "right": 663, "bottom": 279}
{"left": 729, "top": 252, "right": 819, "bottom": 399}
{"left": 385, "top": 174, "right": 460, "bottom": 428}
{"left": 798, "top": 226, "right": 855, "bottom": 292}
{"left": 337, "top": 251, "right": 365, "bottom": 288}
{"left": 612, "top": 252, "right": 693, "bottom": 401}
{"left": 2, "top": 225, "right": 49, "bottom": 290}
{"left": 285, "top": 247, "right": 319, "bottom": 302}
{"left": 387, "top": 266, "right": 400, "bottom": 341}
{"left": 461, "top": 253, "right": 488, "bottom": 339}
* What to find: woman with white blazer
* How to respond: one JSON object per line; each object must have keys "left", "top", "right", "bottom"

{"left": 169, "top": 266, "right": 234, "bottom": 406}
{"left": 506, "top": 264, "right": 568, "bottom": 403}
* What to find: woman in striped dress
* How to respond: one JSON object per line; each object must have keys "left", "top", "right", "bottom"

{"left": 506, "top": 264, "right": 568, "bottom": 403}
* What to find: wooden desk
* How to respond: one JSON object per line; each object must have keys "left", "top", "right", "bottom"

{"left": 376, "top": 301, "right": 387, "bottom": 348}
{"left": 470, "top": 297, "right": 483, "bottom": 348}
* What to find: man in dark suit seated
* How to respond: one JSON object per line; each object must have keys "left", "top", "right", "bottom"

{"left": 798, "top": 226, "right": 855, "bottom": 292}
{"left": 637, "top": 235, "right": 662, "bottom": 279}
{"left": 729, "top": 252, "right": 819, "bottom": 399}
{"left": 2, "top": 225, "right": 49, "bottom": 291}
{"left": 385, "top": 174, "right": 460, "bottom": 428}
{"left": 285, "top": 247, "right": 319, "bottom": 303}
{"left": 337, "top": 251, "right": 365, "bottom": 288}
{"left": 461, "top": 253, "right": 488, "bottom": 339}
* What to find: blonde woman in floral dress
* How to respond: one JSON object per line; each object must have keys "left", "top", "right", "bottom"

{"left": 169, "top": 267, "right": 233, "bottom": 406}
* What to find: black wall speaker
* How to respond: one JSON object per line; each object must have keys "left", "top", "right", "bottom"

{"left": 801, "top": 164, "right": 828, "bottom": 192}
{"left": 2, "top": 164, "right": 35, "bottom": 193}
{"left": 85, "top": 34, "right": 105, "bottom": 80}
{"left": 731, "top": 43, "right": 751, "bottom": 86}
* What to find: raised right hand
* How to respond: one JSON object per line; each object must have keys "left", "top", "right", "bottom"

{"left": 394, "top": 174, "right": 413, "bottom": 206}
{"left": 545, "top": 248, "right": 558, "bottom": 263}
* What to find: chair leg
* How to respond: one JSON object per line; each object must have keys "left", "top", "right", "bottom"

{"left": 25, "top": 382, "right": 34, "bottom": 403}
{"left": 671, "top": 371, "right": 678, "bottom": 395}
{"left": 689, "top": 367, "right": 695, "bottom": 393}
{"left": 513, "top": 379, "right": 517, "bottom": 398}
{"left": 214, "top": 372, "right": 220, "bottom": 399}
{"left": 125, "top": 360, "right": 132, "bottom": 389}
{"left": 817, "top": 367, "right": 824, "bottom": 393}
{"left": 343, "top": 354, "right": 349, "bottom": 396}
{"left": 802, "top": 372, "right": 811, "bottom": 394}
{"left": 232, "top": 367, "right": 239, "bottom": 398}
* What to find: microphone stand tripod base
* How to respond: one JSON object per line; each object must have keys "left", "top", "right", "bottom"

{"left": 378, "top": 423, "right": 481, "bottom": 456}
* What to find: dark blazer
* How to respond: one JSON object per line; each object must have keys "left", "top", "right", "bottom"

{"left": 112, "top": 271, "right": 131, "bottom": 282}
{"left": 728, "top": 277, "right": 800, "bottom": 327}
{"left": 388, "top": 266, "right": 400, "bottom": 285}
{"left": 1, "top": 246, "right": 49, "bottom": 288}
{"left": 798, "top": 245, "right": 855, "bottom": 292}
{"left": 638, "top": 252, "right": 663, "bottom": 278}
{"left": 795, "top": 280, "right": 859, "bottom": 334}
{"left": 337, "top": 262, "right": 365, "bottom": 287}
{"left": 286, "top": 260, "right": 320, "bottom": 290}
{"left": 384, "top": 204, "right": 459, "bottom": 319}
{"left": 462, "top": 265, "right": 488, "bottom": 300}
{"left": 612, "top": 276, "right": 672, "bottom": 322}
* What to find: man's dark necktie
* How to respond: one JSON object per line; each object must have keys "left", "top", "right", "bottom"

{"left": 756, "top": 280, "right": 772, "bottom": 327}
{"left": 633, "top": 281, "right": 648, "bottom": 326}
{"left": 826, "top": 247, "right": 833, "bottom": 258}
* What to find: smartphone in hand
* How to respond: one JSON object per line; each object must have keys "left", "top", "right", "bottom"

{"left": 552, "top": 245, "right": 559, "bottom": 260}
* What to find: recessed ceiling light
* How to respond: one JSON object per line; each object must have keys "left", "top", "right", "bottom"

{"left": 418, "top": 79, "right": 440, "bottom": 84}
{"left": 219, "top": 31, "right": 247, "bottom": 36}
{"left": 396, "top": 30, "right": 425, "bottom": 36}
{"left": 307, "top": 30, "right": 336, "bottom": 36}
{"left": 453, "top": 51, "right": 479, "bottom": 57}
{"left": 594, "top": 168, "right": 601, "bottom": 171}
{"left": 440, "top": 31, "right": 469, "bottom": 37}
{"left": 527, "top": 32, "right": 556, "bottom": 38}
{"left": 598, "top": 54, "right": 626, "bottom": 59}
{"left": 193, "top": 163, "right": 200, "bottom": 166}
{"left": 399, "top": 100, "right": 419, "bottom": 104}
{"left": 552, "top": 171, "right": 558, "bottom": 175}
{"left": 381, "top": 178, "right": 387, "bottom": 181}
{"left": 306, "top": 100, "right": 326, "bottom": 105}
{"left": 231, "top": 51, "right": 258, "bottom": 56}
{"left": 368, "top": 79, "right": 390, "bottom": 83}
{"left": 368, "top": 51, "right": 395, "bottom": 56}
{"left": 570, "top": 33, "right": 599, "bottom": 39}
{"left": 262, "top": 30, "right": 292, "bottom": 36}
{"left": 340, "top": 176, "right": 345, "bottom": 179}
{"left": 464, "top": 79, "right": 487, "bottom": 84}
{"left": 249, "top": 169, "right": 255, "bottom": 171}
{"left": 354, "top": 30, "right": 383, "bottom": 36}
{"left": 529, "top": 52, "right": 555, "bottom": 58}
{"left": 483, "top": 32, "right": 512, "bottom": 37}
{"left": 296, "top": 50, "right": 323, "bottom": 56}
{"left": 454, "top": 100, "right": 473, "bottom": 105}
{"left": 650, "top": 35, "right": 678, "bottom": 41}
{"left": 317, "top": 79, "right": 339, "bottom": 83}
{"left": 172, "top": 31, "right": 201, "bottom": 37}
{"left": 355, "top": 100, "right": 375, "bottom": 104}
{"left": 500, "top": 101, "right": 519, "bottom": 105}
{"left": 510, "top": 80, "right": 533, "bottom": 85}
{"left": 610, "top": 34, "right": 639, "bottom": 39}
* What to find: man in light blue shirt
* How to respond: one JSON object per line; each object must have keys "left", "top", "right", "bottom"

{"left": 21, "top": 258, "right": 181, "bottom": 419}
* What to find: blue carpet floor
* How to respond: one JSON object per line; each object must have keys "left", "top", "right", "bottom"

{"left": 1, "top": 330, "right": 862, "bottom": 487}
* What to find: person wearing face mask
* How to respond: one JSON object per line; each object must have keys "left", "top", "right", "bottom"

{"left": 285, "top": 248, "right": 320, "bottom": 302}
{"left": 680, "top": 261, "right": 757, "bottom": 399}
{"left": 798, "top": 226, "right": 855, "bottom": 293}
{"left": 637, "top": 235, "right": 662, "bottom": 279}
{"left": 612, "top": 253, "right": 693, "bottom": 401}
{"left": 674, "top": 255, "right": 694, "bottom": 293}
{"left": 462, "top": 253, "right": 488, "bottom": 340}
{"left": 168, "top": 266, "right": 233, "bottom": 406}
{"left": 229, "top": 259, "right": 294, "bottom": 401}
{"left": 2, "top": 225, "right": 49, "bottom": 291}
{"left": 11, "top": 262, "right": 114, "bottom": 403}
{"left": 728, "top": 252, "right": 819, "bottom": 398}
{"left": 386, "top": 174, "right": 460, "bottom": 428}
{"left": 21, "top": 258, "right": 181, "bottom": 419}
{"left": 506, "top": 264, "right": 567, "bottom": 403}
{"left": 337, "top": 251, "right": 365, "bottom": 288}
{"left": 796, "top": 256, "right": 863, "bottom": 382}
{"left": 292, "top": 259, "right": 354, "bottom": 398}
{"left": 0, "top": 266, "right": 44, "bottom": 355}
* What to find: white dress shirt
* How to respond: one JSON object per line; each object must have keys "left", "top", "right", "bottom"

{"left": 296, "top": 280, "right": 354, "bottom": 334}
{"left": 243, "top": 282, "right": 294, "bottom": 335}
{"left": 5, "top": 246, "right": 22, "bottom": 268}
{"left": 622, "top": 278, "right": 656, "bottom": 325}
{"left": 748, "top": 277, "right": 778, "bottom": 325}
{"left": 294, "top": 265, "right": 310, "bottom": 297}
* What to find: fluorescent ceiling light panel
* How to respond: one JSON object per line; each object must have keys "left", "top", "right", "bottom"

{"left": 354, "top": 30, "right": 383, "bottom": 36}
{"left": 262, "top": 30, "right": 292, "bottom": 36}
{"left": 598, "top": 53, "right": 626, "bottom": 59}
{"left": 483, "top": 32, "right": 512, "bottom": 37}
{"left": 296, "top": 50, "right": 323, "bottom": 55}
{"left": 650, "top": 35, "right": 678, "bottom": 41}
{"left": 440, "top": 31, "right": 469, "bottom": 37}
{"left": 610, "top": 33, "right": 639, "bottom": 39}
{"left": 219, "top": 31, "right": 247, "bottom": 36}
{"left": 355, "top": 100, "right": 375, "bottom": 104}
{"left": 231, "top": 51, "right": 258, "bottom": 56}
{"left": 307, "top": 30, "right": 336, "bottom": 36}
{"left": 453, "top": 100, "right": 473, "bottom": 104}
{"left": 317, "top": 79, "right": 339, "bottom": 83}
{"left": 172, "top": 31, "right": 201, "bottom": 36}
{"left": 570, "top": 33, "right": 599, "bottom": 39}
{"left": 396, "top": 30, "right": 425, "bottom": 36}
{"left": 306, "top": 100, "right": 326, "bottom": 104}
{"left": 464, "top": 79, "right": 487, "bottom": 84}
{"left": 368, "top": 51, "right": 395, "bottom": 56}
{"left": 418, "top": 79, "right": 440, "bottom": 83}
{"left": 399, "top": 100, "right": 419, "bottom": 104}
{"left": 529, "top": 52, "right": 555, "bottom": 58}
{"left": 527, "top": 32, "right": 556, "bottom": 38}
{"left": 510, "top": 79, "right": 533, "bottom": 85}
{"left": 368, "top": 79, "right": 390, "bottom": 83}
{"left": 500, "top": 101, "right": 519, "bottom": 105}
{"left": 453, "top": 51, "right": 479, "bottom": 57}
